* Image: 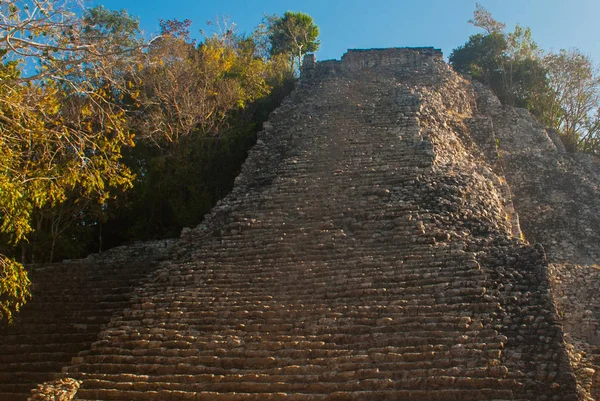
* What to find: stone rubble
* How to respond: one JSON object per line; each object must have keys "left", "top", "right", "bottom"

{"left": 28, "top": 378, "right": 81, "bottom": 401}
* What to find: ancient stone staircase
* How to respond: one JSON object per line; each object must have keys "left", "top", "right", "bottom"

{"left": 0, "top": 48, "right": 585, "bottom": 400}
{"left": 0, "top": 242, "right": 171, "bottom": 401}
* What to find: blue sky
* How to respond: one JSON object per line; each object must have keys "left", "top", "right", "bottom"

{"left": 90, "top": 0, "right": 600, "bottom": 63}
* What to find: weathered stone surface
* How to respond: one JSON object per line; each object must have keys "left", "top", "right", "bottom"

{"left": 467, "top": 79, "right": 600, "bottom": 400}
{"left": 1, "top": 47, "right": 597, "bottom": 401}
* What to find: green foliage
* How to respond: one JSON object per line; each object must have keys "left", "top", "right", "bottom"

{"left": 159, "top": 19, "right": 193, "bottom": 42}
{"left": 449, "top": 33, "right": 507, "bottom": 85}
{"left": 450, "top": 31, "right": 549, "bottom": 112}
{"left": 0, "top": 256, "right": 30, "bottom": 323}
{"left": 83, "top": 6, "right": 142, "bottom": 50}
{"left": 266, "top": 11, "right": 320, "bottom": 71}
{"left": 506, "top": 24, "right": 540, "bottom": 61}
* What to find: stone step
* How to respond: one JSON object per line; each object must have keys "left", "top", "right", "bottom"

{"left": 0, "top": 361, "right": 69, "bottom": 373}
{"left": 0, "top": 371, "right": 55, "bottom": 385}
{"left": 81, "top": 340, "right": 501, "bottom": 360}
{"left": 1, "top": 323, "right": 107, "bottom": 336}
{"left": 149, "top": 265, "right": 482, "bottom": 281}
{"left": 75, "top": 389, "right": 326, "bottom": 401}
{"left": 74, "top": 388, "right": 516, "bottom": 401}
{"left": 69, "top": 347, "right": 498, "bottom": 371}
{"left": 6, "top": 301, "right": 132, "bottom": 316}
{"left": 114, "top": 302, "right": 499, "bottom": 323}
{"left": 28, "top": 272, "right": 151, "bottom": 285}
{"left": 155, "top": 262, "right": 482, "bottom": 278}
{"left": 0, "top": 391, "right": 33, "bottom": 401}
{"left": 0, "top": 343, "right": 89, "bottom": 355}
{"left": 67, "top": 353, "right": 502, "bottom": 376}
{"left": 0, "top": 332, "right": 102, "bottom": 344}
{"left": 95, "top": 314, "right": 482, "bottom": 329}
{"left": 75, "top": 375, "right": 518, "bottom": 393}
{"left": 0, "top": 352, "right": 72, "bottom": 364}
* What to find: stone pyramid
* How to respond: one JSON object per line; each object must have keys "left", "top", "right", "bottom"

{"left": 4, "top": 47, "right": 600, "bottom": 401}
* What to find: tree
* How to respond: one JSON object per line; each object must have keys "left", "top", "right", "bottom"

{"left": 544, "top": 49, "right": 600, "bottom": 152}
{"left": 266, "top": 11, "right": 320, "bottom": 71}
{"left": 1, "top": 1, "right": 142, "bottom": 83}
{"left": 468, "top": 3, "right": 506, "bottom": 35}
{"left": 451, "top": 5, "right": 549, "bottom": 114}
{"left": 0, "top": 1, "right": 143, "bottom": 322}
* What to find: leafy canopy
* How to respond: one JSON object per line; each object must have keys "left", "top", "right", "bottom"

{"left": 266, "top": 11, "right": 320, "bottom": 71}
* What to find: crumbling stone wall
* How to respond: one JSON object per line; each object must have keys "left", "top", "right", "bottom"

{"left": 466, "top": 80, "right": 600, "bottom": 400}
{"left": 340, "top": 47, "right": 443, "bottom": 71}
